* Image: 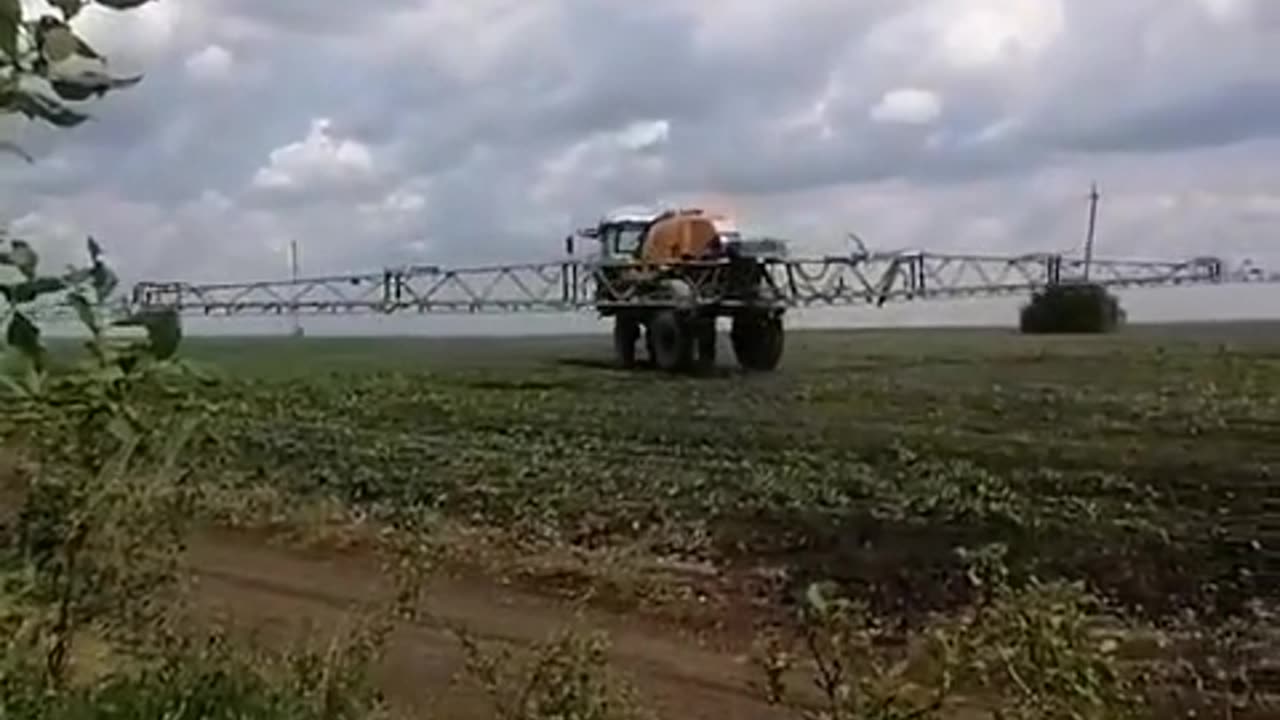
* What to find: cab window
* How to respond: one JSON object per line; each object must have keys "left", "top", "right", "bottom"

{"left": 602, "top": 224, "right": 645, "bottom": 257}
{"left": 615, "top": 226, "right": 644, "bottom": 255}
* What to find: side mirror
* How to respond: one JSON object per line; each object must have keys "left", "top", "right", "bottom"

{"left": 577, "top": 227, "right": 600, "bottom": 239}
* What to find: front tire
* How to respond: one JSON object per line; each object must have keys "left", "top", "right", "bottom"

{"left": 649, "top": 310, "right": 693, "bottom": 373}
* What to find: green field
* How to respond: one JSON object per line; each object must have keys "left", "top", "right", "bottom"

{"left": 173, "top": 321, "right": 1279, "bottom": 620}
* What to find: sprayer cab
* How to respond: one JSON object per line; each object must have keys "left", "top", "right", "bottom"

{"left": 575, "top": 206, "right": 657, "bottom": 261}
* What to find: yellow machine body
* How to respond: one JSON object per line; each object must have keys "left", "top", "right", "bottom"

{"left": 637, "top": 211, "right": 725, "bottom": 265}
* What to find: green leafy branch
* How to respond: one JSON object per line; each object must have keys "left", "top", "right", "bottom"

{"left": 1, "top": 0, "right": 154, "bottom": 160}
{"left": 0, "top": 232, "right": 193, "bottom": 688}
{"left": 0, "top": 233, "right": 177, "bottom": 394}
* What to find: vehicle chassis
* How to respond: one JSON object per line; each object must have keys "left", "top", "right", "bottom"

{"left": 589, "top": 253, "right": 787, "bottom": 373}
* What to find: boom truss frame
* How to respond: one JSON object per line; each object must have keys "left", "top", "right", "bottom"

{"left": 125, "top": 251, "right": 1277, "bottom": 318}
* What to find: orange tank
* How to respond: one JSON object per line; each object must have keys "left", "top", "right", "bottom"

{"left": 638, "top": 211, "right": 724, "bottom": 264}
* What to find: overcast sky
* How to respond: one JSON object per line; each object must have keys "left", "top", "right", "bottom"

{"left": 2, "top": 0, "right": 1278, "bottom": 334}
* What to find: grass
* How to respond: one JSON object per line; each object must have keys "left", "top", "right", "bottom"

{"left": 160, "top": 321, "right": 1279, "bottom": 621}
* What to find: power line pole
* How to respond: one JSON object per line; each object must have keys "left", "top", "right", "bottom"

{"left": 1083, "top": 182, "right": 1100, "bottom": 281}
{"left": 288, "top": 239, "right": 304, "bottom": 338}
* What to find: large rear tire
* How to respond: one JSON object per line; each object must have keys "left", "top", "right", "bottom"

{"left": 692, "top": 318, "right": 717, "bottom": 374}
{"left": 613, "top": 317, "right": 640, "bottom": 368}
{"left": 731, "top": 313, "right": 784, "bottom": 372}
{"left": 649, "top": 310, "right": 693, "bottom": 373}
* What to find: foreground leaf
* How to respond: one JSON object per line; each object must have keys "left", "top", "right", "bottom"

{"left": 49, "top": 0, "right": 84, "bottom": 21}
{"left": 0, "top": 140, "right": 35, "bottom": 163}
{"left": 62, "top": 265, "right": 93, "bottom": 285}
{"left": 92, "top": 258, "right": 118, "bottom": 299}
{"left": 6, "top": 310, "right": 40, "bottom": 360}
{"left": 0, "top": 346, "right": 41, "bottom": 396}
{"left": 2, "top": 89, "right": 91, "bottom": 127}
{"left": 1, "top": 277, "right": 67, "bottom": 303}
{"left": 49, "top": 70, "right": 141, "bottom": 102}
{"left": 0, "top": 0, "right": 20, "bottom": 61}
{"left": 38, "top": 20, "right": 81, "bottom": 63}
{"left": 10, "top": 240, "right": 37, "bottom": 278}
{"left": 93, "top": 0, "right": 154, "bottom": 9}
{"left": 40, "top": 18, "right": 99, "bottom": 60}
{"left": 48, "top": 80, "right": 95, "bottom": 102}
{"left": 67, "top": 291, "right": 97, "bottom": 334}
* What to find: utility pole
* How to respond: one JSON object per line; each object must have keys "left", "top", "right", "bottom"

{"left": 1083, "top": 182, "right": 1100, "bottom": 281}
{"left": 288, "top": 239, "right": 304, "bottom": 338}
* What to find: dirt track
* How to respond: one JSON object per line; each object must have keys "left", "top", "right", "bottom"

{"left": 186, "top": 529, "right": 792, "bottom": 719}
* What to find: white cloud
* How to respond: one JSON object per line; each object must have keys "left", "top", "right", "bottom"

{"left": 865, "top": 0, "right": 1064, "bottom": 75}
{"left": 371, "top": 0, "right": 563, "bottom": 83}
{"left": 184, "top": 44, "right": 234, "bottom": 83}
{"left": 532, "top": 119, "right": 672, "bottom": 207}
{"left": 251, "top": 119, "right": 376, "bottom": 193}
{"left": 935, "top": 0, "right": 1065, "bottom": 68}
{"left": 67, "top": 0, "right": 199, "bottom": 63}
{"left": 7, "top": 210, "right": 89, "bottom": 270}
{"left": 1197, "top": 0, "right": 1252, "bottom": 23}
{"left": 870, "top": 88, "right": 943, "bottom": 125}
{"left": 615, "top": 119, "right": 670, "bottom": 152}
{"left": 380, "top": 188, "right": 428, "bottom": 214}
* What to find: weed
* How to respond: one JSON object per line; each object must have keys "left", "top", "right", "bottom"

{"left": 756, "top": 546, "right": 1158, "bottom": 719}
{"left": 456, "top": 624, "right": 654, "bottom": 720}
{"left": 0, "top": 620, "right": 395, "bottom": 720}
{"left": 0, "top": 236, "right": 196, "bottom": 687}
{"left": 753, "top": 582, "right": 956, "bottom": 720}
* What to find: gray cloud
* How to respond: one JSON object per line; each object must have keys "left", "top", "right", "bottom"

{"left": 1, "top": 0, "right": 1278, "bottom": 330}
{"left": 211, "top": 0, "right": 422, "bottom": 37}
{"left": 1053, "top": 80, "right": 1280, "bottom": 154}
